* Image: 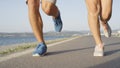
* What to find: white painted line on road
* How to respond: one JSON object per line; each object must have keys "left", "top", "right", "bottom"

{"left": 48, "top": 37, "right": 79, "bottom": 47}
{"left": 0, "top": 36, "right": 79, "bottom": 63}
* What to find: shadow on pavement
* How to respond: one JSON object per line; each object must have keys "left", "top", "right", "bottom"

{"left": 105, "top": 49, "right": 120, "bottom": 56}
{"left": 106, "top": 42, "right": 120, "bottom": 47}
{"left": 105, "top": 42, "right": 120, "bottom": 56}
{"left": 46, "top": 42, "right": 120, "bottom": 57}
{"left": 88, "top": 41, "right": 120, "bottom": 68}
{"left": 46, "top": 46, "right": 94, "bottom": 56}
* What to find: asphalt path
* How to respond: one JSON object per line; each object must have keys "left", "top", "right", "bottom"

{"left": 0, "top": 36, "right": 120, "bottom": 68}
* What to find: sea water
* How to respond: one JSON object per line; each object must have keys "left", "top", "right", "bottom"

{"left": 0, "top": 35, "right": 68, "bottom": 46}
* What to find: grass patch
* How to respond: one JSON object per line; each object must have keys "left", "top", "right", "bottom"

{"left": 0, "top": 36, "right": 79, "bottom": 56}
{"left": 0, "top": 43, "right": 37, "bottom": 55}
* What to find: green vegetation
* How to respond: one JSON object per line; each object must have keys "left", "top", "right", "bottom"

{"left": 0, "top": 36, "right": 78, "bottom": 56}
{"left": 0, "top": 43, "right": 37, "bottom": 56}
{"left": 116, "top": 33, "right": 120, "bottom": 37}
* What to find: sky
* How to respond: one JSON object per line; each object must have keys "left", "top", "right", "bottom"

{"left": 0, "top": 0, "right": 120, "bottom": 33}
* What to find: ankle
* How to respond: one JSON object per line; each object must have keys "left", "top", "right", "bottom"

{"left": 96, "top": 43, "right": 104, "bottom": 48}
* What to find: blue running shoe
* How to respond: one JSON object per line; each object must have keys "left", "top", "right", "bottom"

{"left": 52, "top": 11, "right": 63, "bottom": 32}
{"left": 33, "top": 42, "right": 47, "bottom": 56}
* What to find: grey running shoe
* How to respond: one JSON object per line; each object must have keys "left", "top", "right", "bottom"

{"left": 94, "top": 45, "right": 104, "bottom": 56}
{"left": 103, "top": 23, "right": 112, "bottom": 38}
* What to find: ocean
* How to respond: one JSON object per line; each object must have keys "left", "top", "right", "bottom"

{"left": 0, "top": 31, "right": 84, "bottom": 46}
{"left": 0, "top": 35, "right": 69, "bottom": 46}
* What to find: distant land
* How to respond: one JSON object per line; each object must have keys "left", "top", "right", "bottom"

{"left": 0, "top": 29, "right": 119, "bottom": 37}
{"left": 0, "top": 31, "right": 90, "bottom": 37}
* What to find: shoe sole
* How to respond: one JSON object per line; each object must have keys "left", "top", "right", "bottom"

{"left": 32, "top": 53, "right": 46, "bottom": 57}
{"left": 94, "top": 53, "right": 104, "bottom": 57}
{"left": 103, "top": 23, "right": 112, "bottom": 38}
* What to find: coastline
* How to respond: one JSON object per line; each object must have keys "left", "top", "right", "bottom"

{"left": 0, "top": 36, "right": 80, "bottom": 62}
{"left": 0, "top": 36, "right": 80, "bottom": 57}
{"left": 0, "top": 33, "right": 119, "bottom": 57}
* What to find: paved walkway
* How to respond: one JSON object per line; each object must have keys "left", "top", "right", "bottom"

{"left": 0, "top": 36, "right": 120, "bottom": 68}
